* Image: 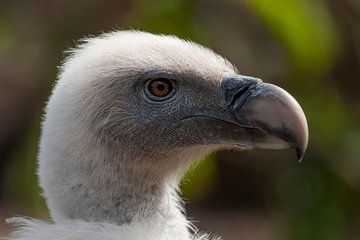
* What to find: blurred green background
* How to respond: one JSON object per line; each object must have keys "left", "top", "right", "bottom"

{"left": 0, "top": 0, "right": 359, "bottom": 239}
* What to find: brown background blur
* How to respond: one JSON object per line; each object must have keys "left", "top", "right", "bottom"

{"left": 0, "top": 0, "right": 360, "bottom": 239}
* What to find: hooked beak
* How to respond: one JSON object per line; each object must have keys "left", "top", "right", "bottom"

{"left": 221, "top": 74, "right": 309, "bottom": 160}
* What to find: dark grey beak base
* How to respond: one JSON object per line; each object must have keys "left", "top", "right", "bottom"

{"left": 221, "top": 75, "right": 309, "bottom": 160}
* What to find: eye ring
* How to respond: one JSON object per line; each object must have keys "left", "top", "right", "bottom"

{"left": 144, "top": 78, "right": 176, "bottom": 101}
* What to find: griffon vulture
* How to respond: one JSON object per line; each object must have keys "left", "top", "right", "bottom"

{"left": 7, "top": 30, "right": 308, "bottom": 240}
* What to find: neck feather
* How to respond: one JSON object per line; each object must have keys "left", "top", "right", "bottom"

{"left": 41, "top": 149, "right": 199, "bottom": 238}
{"left": 40, "top": 131, "right": 212, "bottom": 238}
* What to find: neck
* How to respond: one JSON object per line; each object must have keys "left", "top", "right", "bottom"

{"left": 40, "top": 128, "right": 212, "bottom": 238}
{"left": 42, "top": 149, "right": 197, "bottom": 239}
{"left": 79, "top": 163, "right": 186, "bottom": 225}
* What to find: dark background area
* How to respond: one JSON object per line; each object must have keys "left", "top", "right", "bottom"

{"left": 0, "top": 0, "right": 359, "bottom": 239}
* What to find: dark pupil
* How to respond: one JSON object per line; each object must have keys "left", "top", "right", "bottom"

{"left": 157, "top": 84, "right": 165, "bottom": 91}
{"left": 148, "top": 79, "right": 172, "bottom": 98}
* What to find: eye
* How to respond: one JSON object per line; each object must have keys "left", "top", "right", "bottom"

{"left": 144, "top": 78, "right": 176, "bottom": 101}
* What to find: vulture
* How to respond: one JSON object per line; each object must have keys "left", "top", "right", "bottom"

{"left": 7, "top": 30, "right": 308, "bottom": 240}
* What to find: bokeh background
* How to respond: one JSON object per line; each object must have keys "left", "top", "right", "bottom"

{"left": 0, "top": 0, "right": 359, "bottom": 239}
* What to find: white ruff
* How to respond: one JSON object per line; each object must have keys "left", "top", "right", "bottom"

{"left": 7, "top": 217, "right": 218, "bottom": 240}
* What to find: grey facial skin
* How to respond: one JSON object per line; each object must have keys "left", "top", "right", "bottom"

{"left": 117, "top": 71, "right": 308, "bottom": 163}
{"left": 177, "top": 74, "right": 308, "bottom": 160}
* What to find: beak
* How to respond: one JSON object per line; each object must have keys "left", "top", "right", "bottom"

{"left": 221, "top": 74, "right": 309, "bottom": 160}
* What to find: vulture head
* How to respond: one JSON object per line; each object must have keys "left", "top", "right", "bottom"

{"left": 37, "top": 31, "right": 308, "bottom": 237}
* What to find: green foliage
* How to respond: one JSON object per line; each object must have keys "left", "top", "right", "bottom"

{"left": 125, "top": 0, "right": 200, "bottom": 39}
{"left": 181, "top": 154, "right": 218, "bottom": 202}
{"left": 3, "top": 113, "right": 47, "bottom": 213}
{"left": 242, "top": 0, "right": 339, "bottom": 75}
{"left": 277, "top": 160, "right": 360, "bottom": 240}
{"left": 0, "top": 15, "right": 15, "bottom": 54}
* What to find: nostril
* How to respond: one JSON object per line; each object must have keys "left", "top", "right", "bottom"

{"left": 230, "top": 86, "right": 249, "bottom": 106}
{"left": 221, "top": 74, "right": 262, "bottom": 107}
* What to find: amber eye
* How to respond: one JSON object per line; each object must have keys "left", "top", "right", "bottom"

{"left": 144, "top": 78, "right": 175, "bottom": 101}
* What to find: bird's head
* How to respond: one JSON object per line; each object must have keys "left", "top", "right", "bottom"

{"left": 40, "top": 31, "right": 308, "bottom": 222}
